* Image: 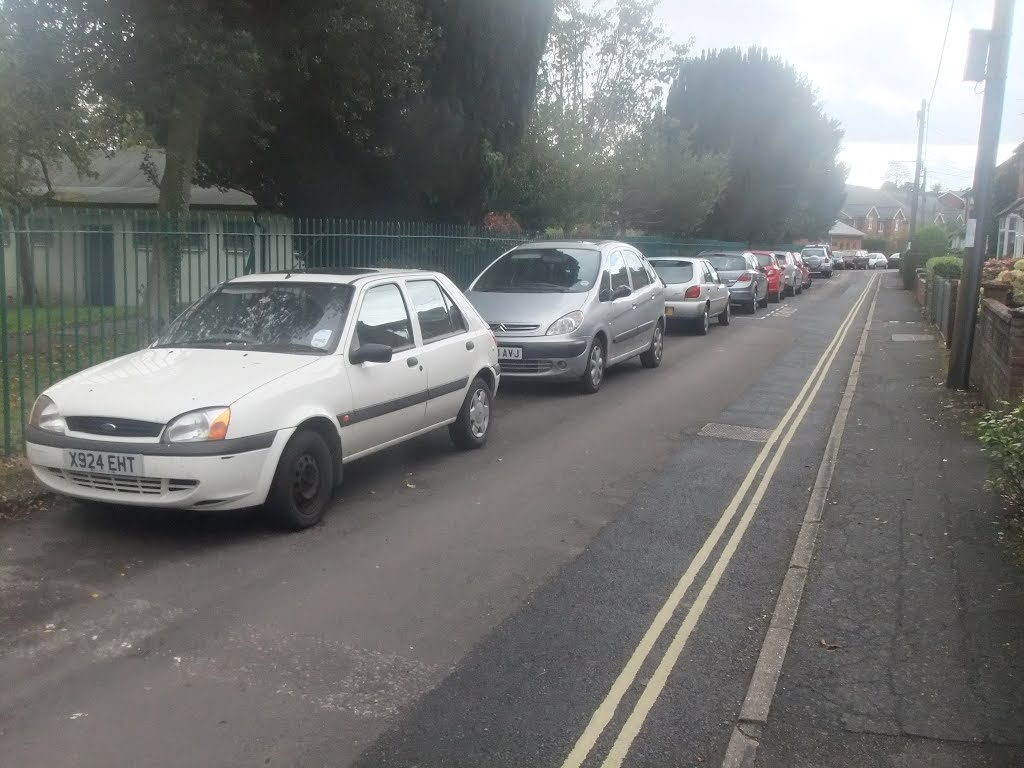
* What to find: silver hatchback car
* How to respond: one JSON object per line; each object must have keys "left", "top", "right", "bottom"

{"left": 466, "top": 241, "right": 666, "bottom": 393}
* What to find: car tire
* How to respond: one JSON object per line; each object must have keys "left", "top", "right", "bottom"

{"left": 640, "top": 322, "right": 665, "bottom": 367}
{"left": 747, "top": 297, "right": 758, "bottom": 314}
{"left": 267, "top": 429, "right": 335, "bottom": 530}
{"left": 449, "top": 376, "right": 492, "bottom": 449}
{"left": 796, "top": 282, "right": 803, "bottom": 295}
{"left": 770, "top": 286, "right": 781, "bottom": 303}
{"left": 694, "top": 306, "right": 710, "bottom": 336}
{"left": 579, "top": 338, "right": 606, "bottom": 394}
{"left": 718, "top": 302, "right": 731, "bottom": 326}
{"left": 758, "top": 290, "right": 770, "bottom": 308}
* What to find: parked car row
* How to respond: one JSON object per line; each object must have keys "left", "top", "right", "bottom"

{"left": 23, "top": 238, "right": 833, "bottom": 531}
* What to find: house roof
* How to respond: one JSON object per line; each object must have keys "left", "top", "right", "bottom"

{"left": 46, "top": 149, "right": 257, "bottom": 209}
{"left": 997, "top": 197, "right": 1024, "bottom": 217}
{"left": 830, "top": 220, "right": 865, "bottom": 237}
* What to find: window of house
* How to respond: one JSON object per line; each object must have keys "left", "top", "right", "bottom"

{"left": 28, "top": 216, "right": 55, "bottom": 247}
{"left": 135, "top": 216, "right": 208, "bottom": 253}
{"left": 223, "top": 219, "right": 256, "bottom": 254}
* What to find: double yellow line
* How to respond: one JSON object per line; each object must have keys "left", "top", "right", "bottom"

{"left": 561, "top": 274, "right": 881, "bottom": 768}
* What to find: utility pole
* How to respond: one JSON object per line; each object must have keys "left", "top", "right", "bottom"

{"left": 947, "top": 0, "right": 1016, "bottom": 390}
{"left": 909, "top": 98, "right": 927, "bottom": 246}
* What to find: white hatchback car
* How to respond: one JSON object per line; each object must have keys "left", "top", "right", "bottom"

{"left": 25, "top": 269, "right": 500, "bottom": 529}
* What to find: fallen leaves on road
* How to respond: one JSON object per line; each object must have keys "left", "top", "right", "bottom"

{"left": 819, "top": 638, "right": 842, "bottom": 651}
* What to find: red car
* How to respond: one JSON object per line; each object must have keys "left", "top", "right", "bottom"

{"left": 751, "top": 251, "right": 785, "bottom": 303}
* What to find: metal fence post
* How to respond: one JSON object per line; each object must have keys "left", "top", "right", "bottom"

{"left": 0, "top": 209, "right": 10, "bottom": 454}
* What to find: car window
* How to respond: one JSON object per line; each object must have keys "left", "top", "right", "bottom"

{"left": 406, "top": 279, "right": 467, "bottom": 341}
{"left": 623, "top": 250, "right": 650, "bottom": 288}
{"left": 610, "top": 250, "right": 631, "bottom": 291}
{"left": 702, "top": 263, "right": 714, "bottom": 282}
{"left": 644, "top": 260, "right": 660, "bottom": 285}
{"left": 650, "top": 260, "right": 693, "bottom": 284}
{"left": 706, "top": 262, "right": 721, "bottom": 283}
{"left": 802, "top": 248, "right": 825, "bottom": 258}
{"left": 754, "top": 253, "right": 775, "bottom": 267}
{"left": 351, "top": 283, "right": 414, "bottom": 352}
{"left": 473, "top": 247, "right": 601, "bottom": 293}
{"left": 705, "top": 254, "right": 748, "bottom": 271}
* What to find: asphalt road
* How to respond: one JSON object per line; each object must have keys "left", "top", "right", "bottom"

{"left": 1, "top": 269, "right": 879, "bottom": 767}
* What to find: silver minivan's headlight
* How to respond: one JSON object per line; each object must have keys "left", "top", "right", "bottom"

{"left": 29, "top": 395, "right": 66, "bottom": 434}
{"left": 546, "top": 311, "right": 584, "bottom": 336}
{"left": 164, "top": 407, "right": 231, "bottom": 443}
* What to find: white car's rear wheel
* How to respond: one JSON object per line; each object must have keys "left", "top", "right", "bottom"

{"left": 450, "top": 377, "right": 492, "bottom": 449}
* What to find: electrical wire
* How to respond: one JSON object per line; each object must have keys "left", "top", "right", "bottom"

{"left": 924, "top": 0, "right": 957, "bottom": 167}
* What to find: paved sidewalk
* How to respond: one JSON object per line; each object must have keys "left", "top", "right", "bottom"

{"left": 754, "top": 274, "right": 1024, "bottom": 767}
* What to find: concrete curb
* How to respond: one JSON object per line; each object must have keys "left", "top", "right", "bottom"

{"left": 719, "top": 274, "right": 882, "bottom": 768}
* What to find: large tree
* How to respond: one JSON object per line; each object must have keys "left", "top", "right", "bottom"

{"left": 495, "top": 0, "right": 727, "bottom": 235}
{"left": 0, "top": 0, "right": 121, "bottom": 304}
{"left": 667, "top": 47, "right": 847, "bottom": 243}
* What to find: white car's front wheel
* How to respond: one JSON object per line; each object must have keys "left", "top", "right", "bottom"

{"left": 267, "top": 430, "right": 335, "bottom": 530}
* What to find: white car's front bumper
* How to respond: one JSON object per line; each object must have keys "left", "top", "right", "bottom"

{"left": 25, "top": 427, "right": 294, "bottom": 511}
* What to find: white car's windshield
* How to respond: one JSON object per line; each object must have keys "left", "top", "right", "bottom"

{"left": 157, "top": 282, "right": 355, "bottom": 354}
{"left": 473, "top": 248, "right": 601, "bottom": 293}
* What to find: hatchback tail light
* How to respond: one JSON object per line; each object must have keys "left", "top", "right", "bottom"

{"left": 684, "top": 285, "right": 701, "bottom": 299}
{"left": 737, "top": 273, "right": 752, "bottom": 282}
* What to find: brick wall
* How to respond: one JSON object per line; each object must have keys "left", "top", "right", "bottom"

{"left": 970, "top": 299, "right": 1024, "bottom": 407}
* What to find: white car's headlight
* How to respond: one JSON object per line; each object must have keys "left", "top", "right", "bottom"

{"left": 29, "top": 395, "right": 66, "bottom": 434}
{"left": 164, "top": 407, "right": 231, "bottom": 443}
{"left": 546, "top": 311, "right": 584, "bottom": 336}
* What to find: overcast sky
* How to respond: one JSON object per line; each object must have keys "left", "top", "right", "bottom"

{"left": 659, "top": 0, "right": 1024, "bottom": 190}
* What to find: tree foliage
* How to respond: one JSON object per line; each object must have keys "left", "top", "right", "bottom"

{"left": 495, "top": 0, "right": 727, "bottom": 236}
{"left": 666, "top": 47, "right": 847, "bottom": 243}
{"left": 0, "top": 0, "right": 123, "bottom": 302}
{"left": 881, "top": 160, "right": 911, "bottom": 191}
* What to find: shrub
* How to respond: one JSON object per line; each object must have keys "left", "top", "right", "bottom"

{"left": 925, "top": 255, "right": 963, "bottom": 279}
{"left": 902, "top": 225, "right": 950, "bottom": 289}
{"left": 977, "top": 401, "right": 1024, "bottom": 523}
{"left": 1016, "top": 259, "right": 1024, "bottom": 272}
{"left": 984, "top": 258, "right": 1019, "bottom": 281}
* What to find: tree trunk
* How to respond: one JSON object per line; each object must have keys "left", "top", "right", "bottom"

{"left": 13, "top": 207, "right": 36, "bottom": 306}
{"left": 146, "top": 79, "right": 207, "bottom": 335}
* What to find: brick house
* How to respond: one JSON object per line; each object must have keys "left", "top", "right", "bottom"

{"left": 829, "top": 220, "right": 865, "bottom": 251}
{"left": 995, "top": 147, "right": 1024, "bottom": 259}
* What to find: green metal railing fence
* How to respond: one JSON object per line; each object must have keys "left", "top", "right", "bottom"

{"left": 0, "top": 207, "right": 742, "bottom": 455}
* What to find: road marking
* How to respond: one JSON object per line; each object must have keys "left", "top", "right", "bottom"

{"left": 559, "top": 275, "right": 879, "bottom": 768}
{"left": 698, "top": 423, "right": 773, "bottom": 443}
{"left": 720, "top": 268, "right": 882, "bottom": 768}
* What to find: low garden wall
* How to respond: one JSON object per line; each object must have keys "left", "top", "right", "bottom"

{"left": 970, "top": 298, "right": 1024, "bottom": 408}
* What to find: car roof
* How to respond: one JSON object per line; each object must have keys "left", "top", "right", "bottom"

{"left": 223, "top": 268, "right": 441, "bottom": 286}
{"left": 512, "top": 239, "right": 623, "bottom": 251}
{"left": 698, "top": 250, "right": 752, "bottom": 257}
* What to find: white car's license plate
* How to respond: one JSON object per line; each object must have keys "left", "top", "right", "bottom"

{"left": 498, "top": 346, "right": 523, "bottom": 360}
{"left": 64, "top": 449, "right": 143, "bottom": 476}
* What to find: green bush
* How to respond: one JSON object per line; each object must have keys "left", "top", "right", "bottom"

{"left": 977, "top": 401, "right": 1024, "bottom": 522}
{"left": 925, "top": 255, "right": 963, "bottom": 280}
{"left": 902, "top": 225, "right": 950, "bottom": 289}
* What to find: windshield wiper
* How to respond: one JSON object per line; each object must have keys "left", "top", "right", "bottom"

{"left": 256, "top": 343, "right": 330, "bottom": 355}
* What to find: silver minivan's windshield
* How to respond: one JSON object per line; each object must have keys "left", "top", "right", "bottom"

{"left": 650, "top": 260, "right": 695, "bottom": 284}
{"left": 473, "top": 248, "right": 601, "bottom": 293}
{"left": 157, "top": 282, "right": 354, "bottom": 354}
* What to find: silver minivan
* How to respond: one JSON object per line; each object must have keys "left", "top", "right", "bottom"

{"left": 466, "top": 240, "right": 665, "bottom": 393}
